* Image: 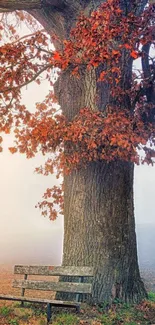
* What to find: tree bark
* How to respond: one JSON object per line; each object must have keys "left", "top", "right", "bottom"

{"left": 0, "top": 0, "right": 69, "bottom": 12}
{"left": 0, "top": 0, "right": 42, "bottom": 10}
{"left": 54, "top": 67, "right": 147, "bottom": 304}
{"left": 62, "top": 161, "right": 145, "bottom": 304}
{"left": 0, "top": 0, "right": 148, "bottom": 304}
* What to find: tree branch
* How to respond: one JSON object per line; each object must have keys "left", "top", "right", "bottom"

{"left": 141, "top": 42, "right": 155, "bottom": 123}
{"left": 0, "top": 0, "right": 67, "bottom": 12}
{"left": 0, "top": 63, "right": 52, "bottom": 94}
{"left": 0, "top": 0, "right": 42, "bottom": 11}
{"left": 142, "top": 41, "right": 155, "bottom": 100}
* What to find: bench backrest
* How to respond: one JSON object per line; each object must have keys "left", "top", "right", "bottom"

{"left": 13, "top": 265, "right": 94, "bottom": 300}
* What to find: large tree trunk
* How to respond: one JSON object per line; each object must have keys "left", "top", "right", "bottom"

{"left": 63, "top": 161, "right": 145, "bottom": 303}
{"left": 54, "top": 68, "right": 147, "bottom": 304}
{"left": 0, "top": 0, "right": 148, "bottom": 304}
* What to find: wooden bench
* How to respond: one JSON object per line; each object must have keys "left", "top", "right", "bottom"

{"left": 0, "top": 265, "right": 94, "bottom": 324}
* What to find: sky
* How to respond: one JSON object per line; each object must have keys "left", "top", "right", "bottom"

{"left": 0, "top": 14, "right": 155, "bottom": 266}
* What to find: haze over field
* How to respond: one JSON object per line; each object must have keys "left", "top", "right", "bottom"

{"left": 0, "top": 135, "right": 63, "bottom": 266}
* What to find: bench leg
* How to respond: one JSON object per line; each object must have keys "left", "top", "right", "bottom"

{"left": 21, "top": 301, "right": 24, "bottom": 307}
{"left": 76, "top": 305, "right": 80, "bottom": 313}
{"left": 47, "top": 303, "right": 52, "bottom": 324}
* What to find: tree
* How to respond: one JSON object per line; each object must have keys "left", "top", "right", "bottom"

{"left": 0, "top": 0, "right": 154, "bottom": 304}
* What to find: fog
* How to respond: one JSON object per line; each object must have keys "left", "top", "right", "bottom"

{"left": 0, "top": 140, "right": 63, "bottom": 265}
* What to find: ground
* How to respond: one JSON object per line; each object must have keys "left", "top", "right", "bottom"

{"left": 0, "top": 265, "right": 155, "bottom": 325}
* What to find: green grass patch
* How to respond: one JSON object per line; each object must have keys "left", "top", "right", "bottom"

{"left": 8, "top": 319, "right": 19, "bottom": 325}
{"left": 93, "top": 299, "right": 155, "bottom": 325}
{"left": 98, "top": 305, "right": 140, "bottom": 325}
{"left": 52, "top": 313, "right": 79, "bottom": 325}
{"left": 0, "top": 305, "right": 12, "bottom": 317}
{"left": 0, "top": 296, "right": 154, "bottom": 325}
{"left": 148, "top": 291, "right": 155, "bottom": 302}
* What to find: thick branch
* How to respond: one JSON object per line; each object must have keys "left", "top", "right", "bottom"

{"left": 142, "top": 43, "right": 155, "bottom": 99}
{"left": 142, "top": 43, "right": 151, "bottom": 82}
{"left": 0, "top": 0, "right": 67, "bottom": 12}
{"left": 0, "top": 0, "right": 42, "bottom": 10}
{"left": 141, "top": 42, "right": 155, "bottom": 122}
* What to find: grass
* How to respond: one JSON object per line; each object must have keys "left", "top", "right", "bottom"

{"left": 0, "top": 293, "right": 155, "bottom": 325}
{"left": 148, "top": 291, "right": 155, "bottom": 302}
{"left": 0, "top": 306, "right": 12, "bottom": 317}
{"left": 8, "top": 319, "right": 19, "bottom": 325}
{"left": 52, "top": 314, "right": 79, "bottom": 325}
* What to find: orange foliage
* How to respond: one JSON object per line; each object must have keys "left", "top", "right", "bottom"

{"left": 0, "top": 0, "right": 155, "bottom": 219}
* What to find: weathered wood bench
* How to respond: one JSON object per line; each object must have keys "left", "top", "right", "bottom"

{"left": 0, "top": 265, "right": 94, "bottom": 324}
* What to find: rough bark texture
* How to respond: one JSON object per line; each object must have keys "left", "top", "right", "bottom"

{"left": 54, "top": 67, "right": 146, "bottom": 303}
{"left": 0, "top": 0, "right": 149, "bottom": 304}
{"left": 0, "top": 0, "right": 42, "bottom": 10}
{"left": 0, "top": 0, "right": 71, "bottom": 11}
{"left": 62, "top": 161, "right": 146, "bottom": 303}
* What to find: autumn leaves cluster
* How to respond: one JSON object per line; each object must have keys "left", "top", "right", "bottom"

{"left": 0, "top": 0, "right": 155, "bottom": 219}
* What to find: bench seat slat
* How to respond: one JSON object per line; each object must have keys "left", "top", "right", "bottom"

{"left": 14, "top": 265, "right": 94, "bottom": 277}
{"left": 0, "top": 295, "right": 80, "bottom": 306}
{"left": 13, "top": 279, "right": 92, "bottom": 294}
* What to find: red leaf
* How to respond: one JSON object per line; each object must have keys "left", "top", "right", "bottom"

{"left": 53, "top": 51, "right": 61, "bottom": 61}
{"left": 130, "top": 51, "right": 138, "bottom": 59}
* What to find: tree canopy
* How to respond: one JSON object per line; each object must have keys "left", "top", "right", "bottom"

{"left": 0, "top": 0, "right": 154, "bottom": 219}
